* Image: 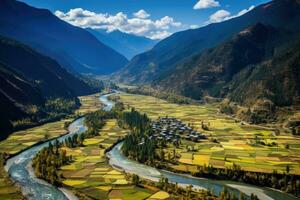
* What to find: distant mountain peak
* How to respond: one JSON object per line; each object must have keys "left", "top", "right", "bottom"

{"left": 87, "top": 28, "right": 157, "bottom": 60}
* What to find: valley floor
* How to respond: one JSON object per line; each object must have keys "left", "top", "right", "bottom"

{"left": 60, "top": 119, "right": 170, "bottom": 200}
{"left": 116, "top": 93, "right": 300, "bottom": 175}
{"left": 1, "top": 91, "right": 299, "bottom": 199}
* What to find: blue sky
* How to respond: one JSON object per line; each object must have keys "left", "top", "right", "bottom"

{"left": 20, "top": 0, "right": 270, "bottom": 39}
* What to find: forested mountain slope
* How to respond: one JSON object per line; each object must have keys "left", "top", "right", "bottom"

{"left": 0, "top": 36, "right": 97, "bottom": 140}
{"left": 114, "top": 0, "right": 300, "bottom": 84}
{"left": 153, "top": 23, "right": 300, "bottom": 106}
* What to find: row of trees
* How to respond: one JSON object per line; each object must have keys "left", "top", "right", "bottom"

{"left": 191, "top": 164, "right": 300, "bottom": 197}
{"left": 32, "top": 140, "right": 72, "bottom": 186}
{"left": 156, "top": 177, "right": 257, "bottom": 200}
{"left": 64, "top": 134, "right": 85, "bottom": 148}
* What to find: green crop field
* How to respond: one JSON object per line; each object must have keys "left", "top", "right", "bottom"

{"left": 117, "top": 93, "right": 300, "bottom": 175}
{"left": 60, "top": 119, "right": 170, "bottom": 200}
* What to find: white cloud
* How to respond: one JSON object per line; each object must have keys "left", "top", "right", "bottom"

{"left": 207, "top": 9, "right": 231, "bottom": 23}
{"left": 190, "top": 24, "right": 200, "bottom": 29}
{"left": 55, "top": 8, "right": 182, "bottom": 40}
{"left": 206, "top": 5, "right": 255, "bottom": 24}
{"left": 234, "top": 5, "right": 255, "bottom": 18}
{"left": 193, "top": 0, "right": 220, "bottom": 9}
{"left": 133, "top": 9, "right": 150, "bottom": 19}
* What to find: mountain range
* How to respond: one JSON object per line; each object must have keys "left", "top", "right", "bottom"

{"left": 114, "top": 0, "right": 300, "bottom": 83}
{"left": 154, "top": 23, "right": 300, "bottom": 106}
{"left": 0, "top": 0, "right": 128, "bottom": 75}
{"left": 0, "top": 35, "right": 98, "bottom": 139}
{"left": 114, "top": 0, "right": 300, "bottom": 107}
{"left": 1, "top": 0, "right": 300, "bottom": 139}
{"left": 87, "top": 29, "right": 157, "bottom": 60}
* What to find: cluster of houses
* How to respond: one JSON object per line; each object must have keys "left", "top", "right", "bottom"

{"left": 149, "top": 117, "right": 205, "bottom": 143}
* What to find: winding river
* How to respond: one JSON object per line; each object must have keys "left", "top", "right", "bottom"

{"left": 108, "top": 143, "right": 299, "bottom": 200}
{"left": 5, "top": 92, "right": 299, "bottom": 200}
{"left": 5, "top": 93, "right": 114, "bottom": 200}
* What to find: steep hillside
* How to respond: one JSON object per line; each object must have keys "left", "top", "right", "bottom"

{"left": 114, "top": 0, "right": 300, "bottom": 83}
{"left": 0, "top": 36, "right": 99, "bottom": 140}
{"left": 87, "top": 29, "right": 157, "bottom": 60}
{"left": 153, "top": 23, "right": 300, "bottom": 106}
{"left": 0, "top": 0, "right": 128, "bottom": 75}
{"left": 0, "top": 36, "right": 94, "bottom": 98}
{"left": 227, "top": 39, "right": 300, "bottom": 106}
{"left": 0, "top": 63, "right": 44, "bottom": 140}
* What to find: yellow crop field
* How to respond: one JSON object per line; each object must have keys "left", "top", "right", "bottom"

{"left": 0, "top": 119, "right": 71, "bottom": 155}
{"left": 77, "top": 93, "right": 102, "bottom": 115}
{"left": 117, "top": 93, "right": 300, "bottom": 175}
{"left": 60, "top": 119, "right": 161, "bottom": 199}
{"left": 193, "top": 155, "right": 211, "bottom": 166}
{"left": 148, "top": 191, "right": 170, "bottom": 199}
{"left": 63, "top": 180, "right": 86, "bottom": 186}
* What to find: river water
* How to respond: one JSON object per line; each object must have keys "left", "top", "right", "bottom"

{"left": 108, "top": 143, "right": 299, "bottom": 200}
{"left": 5, "top": 92, "right": 298, "bottom": 200}
{"left": 5, "top": 93, "right": 114, "bottom": 200}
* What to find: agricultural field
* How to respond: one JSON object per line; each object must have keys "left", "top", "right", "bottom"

{"left": 117, "top": 93, "right": 300, "bottom": 174}
{"left": 77, "top": 93, "right": 103, "bottom": 115}
{"left": 0, "top": 93, "right": 101, "bottom": 199}
{"left": 0, "top": 93, "right": 101, "bottom": 156}
{"left": 0, "top": 119, "right": 72, "bottom": 155}
{"left": 60, "top": 119, "right": 170, "bottom": 200}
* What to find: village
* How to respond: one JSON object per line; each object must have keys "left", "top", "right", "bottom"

{"left": 149, "top": 117, "right": 205, "bottom": 143}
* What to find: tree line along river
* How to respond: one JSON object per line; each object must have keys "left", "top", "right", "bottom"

{"left": 5, "top": 92, "right": 299, "bottom": 200}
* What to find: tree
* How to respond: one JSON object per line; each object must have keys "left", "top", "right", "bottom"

{"left": 250, "top": 194, "right": 259, "bottom": 200}
{"left": 286, "top": 165, "right": 290, "bottom": 174}
{"left": 239, "top": 192, "right": 245, "bottom": 200}
{"left": 132, "top": 174, "right": 140, "bottom": 186}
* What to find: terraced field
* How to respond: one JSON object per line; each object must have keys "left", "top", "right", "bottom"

{"left": 117, "top": 93, "right": 300, "bottom": 174}
{"left": 60, "top": 119, "right": 170, "bottom": 200}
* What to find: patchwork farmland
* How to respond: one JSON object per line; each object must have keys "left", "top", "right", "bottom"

{"left": 60, "top": 119, "right": 170, "bottom": 200}
{"left": 117, "top": 93, "right": 300, "bottom": 175}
